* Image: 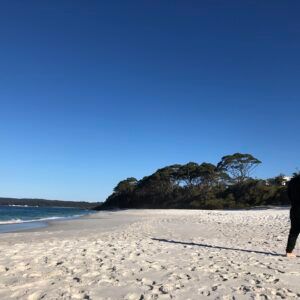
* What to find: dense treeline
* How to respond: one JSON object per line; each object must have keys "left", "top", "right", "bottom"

{"left": 0, "top": 197, "right": 101, "bottom": 210}
{"left": 96, "top": 153, "right": 293, "bottom": 210}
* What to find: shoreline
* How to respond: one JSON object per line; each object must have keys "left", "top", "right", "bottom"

{"left": 1, "top": 209, "right": 299, "bottom": 299}
{"left": 0, "top": 210, "right": 96, "bottom": 234}
{"left": 0, "top": 220, "right": 49, "bottom": 233}
{"left": 0, "top": 205, "right": 290, "bottom": 234}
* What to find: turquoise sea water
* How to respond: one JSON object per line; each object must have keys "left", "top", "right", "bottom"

{"left": 0, "top": 205, "right": 91, "bottom": 233}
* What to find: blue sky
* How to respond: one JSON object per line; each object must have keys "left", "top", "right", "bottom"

{"left": 0, "top": 1, "right": 299, "bottom": 202}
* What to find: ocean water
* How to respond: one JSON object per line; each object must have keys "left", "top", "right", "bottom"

{"left": 0, "top": 205, "right": 91, "bottom": 233}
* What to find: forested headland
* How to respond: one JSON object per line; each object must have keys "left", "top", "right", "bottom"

{"left": 96, "top": 153, "right": 295, "bottom": 210}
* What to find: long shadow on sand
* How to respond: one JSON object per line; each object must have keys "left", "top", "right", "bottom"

{"left": 151, "top": 238, "right": 284, "bottom": 257}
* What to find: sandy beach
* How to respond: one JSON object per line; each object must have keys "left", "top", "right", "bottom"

{"left": 0, "top": 209, "right": 299, "bottom": 300}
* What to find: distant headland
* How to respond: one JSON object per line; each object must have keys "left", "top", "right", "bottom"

{"left": 0, "top": 197, "right": 101, "bottom": 210}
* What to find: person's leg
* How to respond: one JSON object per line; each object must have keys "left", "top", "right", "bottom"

{"left": 286, "top": 225, "right": 299, "bottom": 255}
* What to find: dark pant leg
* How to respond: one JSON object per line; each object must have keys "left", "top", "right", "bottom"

{"left": 286, "top": 207, "right": 300, "bottom": 253}
{"left": 286, "top": 225, "right": 300, "bottom": 253}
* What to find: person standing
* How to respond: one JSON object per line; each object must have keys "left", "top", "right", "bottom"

{"left": 286, "top": 174, "right": 300, "bottom": 257}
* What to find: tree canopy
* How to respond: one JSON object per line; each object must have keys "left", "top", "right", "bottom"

{"left": 217, "top": 153, "right": 262, "bottom": 183}
{"left": 113, "top": 177, "right": 137, "bottom": 194}
{"left": 96, "top": 152, "right": 290, "bottom": 210}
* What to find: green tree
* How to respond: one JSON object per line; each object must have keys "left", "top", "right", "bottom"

{"left": 217, "top": 153, "right": 261, "bottom": 184}
{"left": 267, "top": 174, "right": 286, "bottom": 186}
{"left": 113, "top": 177, "right": 137, "bottom": 194}
{"left": 197, "top": 162, "right": 227, "bottom": 186}
{"left": 177, "top": 162, "right": 200, "bottom": 187}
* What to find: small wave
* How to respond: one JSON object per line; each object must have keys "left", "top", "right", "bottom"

{"left": 0, "top": 218, "right": 24, "bottom": 225}
{"left": 8, "top": 205, "right": 39, "bottom": 208}
{"left": 0, "top": 214, "right": 86, "bottom": 225}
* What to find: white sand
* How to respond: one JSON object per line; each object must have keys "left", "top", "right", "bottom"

{"left": 0, "top": 209, "right": 299, "bottom": 300}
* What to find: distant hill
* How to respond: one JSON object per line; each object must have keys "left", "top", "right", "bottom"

{"left": 0, "top": 197, "right": 101, "bottom": 210}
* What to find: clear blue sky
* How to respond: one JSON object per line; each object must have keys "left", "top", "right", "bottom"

{"left": 0, "top": 1, "right": 299, "bottom": 202}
